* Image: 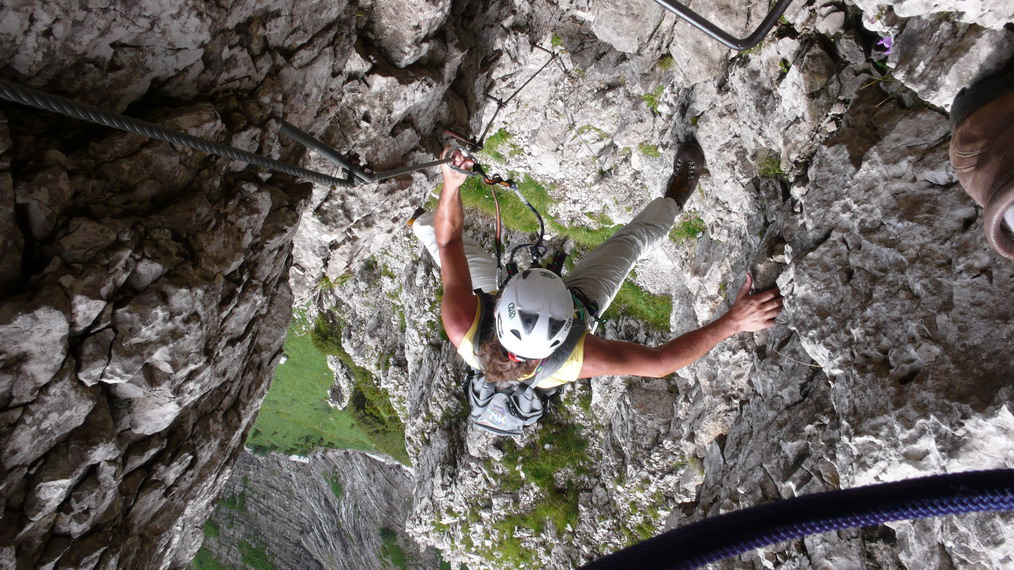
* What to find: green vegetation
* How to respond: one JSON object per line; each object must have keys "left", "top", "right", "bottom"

{"left": 238, "top": 540, "right": 274, "bottom": 570}
{"left": 641, "top": 85, "right": 665, "bottom": 115}
{"left": 459, "top": 173, "right": 554, "bottom": 234}
{"left": 669, "top": 212, "right": 707, "bottom": 244}
{"left": 612, "top": 281, "right": 673, "bottom": 331}
{"left": 203, "top": 520, "right": 221, "bottom": 539}
{"left": 576, "top": 124, "right": 610, "bottom": 141}
{"left": 637, "top": 143, "right": 661, "bottom": 158}
{"left": 379, "top": 528, "right": 408, "bottom": 569}
{"left": 326, "top": 472, "right": 343, "bottom": 499}
{"left": 658, "top": 55, "right": 674, "bottom": 70}
{"left": 246, "top": 320, "right": 408, "bottom": 464}
{"left": 480, "top": 128, "right": 521, "bottom": 163}
{"left": 220, "top": 492, "right": 247, "bottom": 513}
{"left": 551, "top": 33, "right": 563, "bottom": 49}
{"left": 778, "top": 59, "right": 791, "bottom": 74}
{"left": 476, "top": 414, "right": 590, "bottom": 567}
{"left": 688, "top": 455, "right": 705, "bottom": 475}
{"left": 689, "top": 115, "right": 699, "bottom": 126}
{"left": 312, "top": 315, "right": 409, "bottom": 464}
{"left": 758, "top": 157, "right": 789, "bottom": 182}
{"left": 191, "top": 548, "right": 230, "bottom": 570}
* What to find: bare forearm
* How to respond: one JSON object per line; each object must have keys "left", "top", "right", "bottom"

{"left": 650, "top": 314, "right": 740, "bottom": 376}
{"left": 435, "top": 182, "right": 464, "bottom": 246}
{"left": 582, "top": 274, "right": 783, "bottom": 379}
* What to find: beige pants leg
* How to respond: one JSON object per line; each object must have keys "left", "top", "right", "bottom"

{"left": 565, "top": 197, "right": 680, "bottom": 320}
{"left": 412, "top": 212, "right": 500, "bottom": 292}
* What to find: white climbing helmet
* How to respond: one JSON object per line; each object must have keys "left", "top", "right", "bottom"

{"left": 495, "top": 268, "right": 574, "bottom": 360}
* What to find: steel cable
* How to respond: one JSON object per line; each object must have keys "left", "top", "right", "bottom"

{"left": 0, "top": 78, "right": 349, "bottom": 187}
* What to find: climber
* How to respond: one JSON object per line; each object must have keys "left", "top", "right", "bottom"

{"left": 412, "top": 142, "right": 783, "bottom": 389}
{"left": 949, "top": 56, "right": 1014, "bottom": 261}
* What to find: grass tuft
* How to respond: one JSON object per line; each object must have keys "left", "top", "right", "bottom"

{"left": 191, "top": 549, "right": 229, "bottom": 570}
{"left": 641, "top": 85, "right": 665, "bottom": 115}
{"left": 669, "top": 213, "right": 706, "bottom": 245}
{"left": 203, "top": 520, "right": 220, "bottom": 539}
{"left": 238, "top": 539, "right": 274, "bottom": 570}
{"left": 611, "top": 282, "right": 673, "bottom": 332}
{"left": 759, "top": 157, "right": 788, "bottom": 181}
{"left": 379, "top": 528, "right": 408, "bottom": 569}
{"left": 326, "top": 472, "right": 343, "bottom": 499}
{"left": 637, "top": 144, "right": 661, "bottom": 158}
{"left": 480, "top": 128, "right": 518, "bottom": 163}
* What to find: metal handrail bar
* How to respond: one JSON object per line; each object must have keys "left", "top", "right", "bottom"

{"left": 651, "top": 0, "right": 793, "bottom": 51}
{"left": 279, "top": 120, "right": 454, "bottom": 185}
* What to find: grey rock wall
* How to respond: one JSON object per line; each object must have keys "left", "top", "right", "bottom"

{"left": 0, "top": 1, "right": 363, "bottom": 568}
{"left": 199, "top": 450, "right": 440, "bottom": 570}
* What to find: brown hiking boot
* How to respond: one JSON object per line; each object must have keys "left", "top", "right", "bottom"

{"left": 949, "top": 60, "right": 1014, "bottom": 260}
{"left": 665, "top": 140, "right": 705, "bottom": 209}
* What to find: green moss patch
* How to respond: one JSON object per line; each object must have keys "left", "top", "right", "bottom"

{"left": 379, "top": 527, "right": 408, "bottom": 569}
{"left": 190, "top": 548, "right": 230, "bottom": 570}
{"left": 326, "top": 472, "right": 343, "bottom": 499}
{"left": 669, "top": 212, "right": 706, "bottom": 245}
{"left": 238, "top": 539, "right": 274, "bottom": 570}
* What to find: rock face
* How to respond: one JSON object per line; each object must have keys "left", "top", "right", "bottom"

{"left": 3, "top": 0, "right": 1014, "bottom": 569}
{"left": 0, "top": 1, "right": 357, "bottom": 567}
{"left": 199, "top": 450, "right": 440, "bottom": 570}
{"left": 279, "top": 1, "right": 1014, "bottom": 569}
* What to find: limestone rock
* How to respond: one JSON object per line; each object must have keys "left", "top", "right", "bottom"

{"left": 199, "top": 450, "right": 441, "bottom": 569}
{"left": 326, "top": 355, "right": 354, "bottom": 410}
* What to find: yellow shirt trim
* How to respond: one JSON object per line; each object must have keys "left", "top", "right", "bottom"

{"left": 533, "top": 331, "right": 588, "bottom": 389}
{"left": 456, "top": 302, "right": 483, "bottom": 369}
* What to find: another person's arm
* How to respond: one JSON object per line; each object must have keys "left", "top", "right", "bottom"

{"left": 435, "top": 149, "right": 479, "bottom": 347}
{"left": 579, "top": 274, "right": 782, "bottom": 378}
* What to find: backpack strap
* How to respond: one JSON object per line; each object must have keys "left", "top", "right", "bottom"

{"left": 472, "top": 289, "right": 497, "bottom": 362}
{"left": 530, "top": 319, "right": 587, "bottom": 384}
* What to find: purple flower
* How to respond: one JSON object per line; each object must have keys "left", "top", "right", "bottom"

{"left": 877, "top": 36, "right": 893, "bottom": 56}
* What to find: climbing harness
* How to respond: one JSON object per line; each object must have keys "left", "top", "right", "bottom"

{"left": 0, "top": 79, "right": 455, "bottom": 188}
{"left": 581, "top": 469, "right": 1014, "bottom": 569}
{"left": 650, "top": 0, "right": 793, "bottom": 51}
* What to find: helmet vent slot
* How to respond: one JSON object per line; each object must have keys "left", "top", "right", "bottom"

{"left": 547, "top": 317, "right": 566, "bottom": 338}
{"left": 519, "top": 311, "right": 538, "bottom": 334}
